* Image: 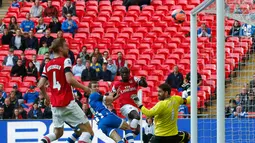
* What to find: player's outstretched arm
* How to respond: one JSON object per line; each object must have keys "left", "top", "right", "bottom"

{"left": 65, "top": 72, "right": 91, "bottom": 94}
{"left": 37, "top": 77, "right": 50, "bottom": 106}
{"left": 131, "top": 95, "right": 163, "bottom": 117}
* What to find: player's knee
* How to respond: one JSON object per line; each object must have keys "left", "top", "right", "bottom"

{"left": 54, "top": 128, "right": 64, "bottom": 139}
{"left": 128, "top": 110, "right": 140, "bottom": 120}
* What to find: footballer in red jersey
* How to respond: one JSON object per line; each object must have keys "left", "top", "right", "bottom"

{"left": 37, "top": 38, "right": 94, "bottom": 143}
{"left": 112, "top": 67, "right": 147, "bottom": 135}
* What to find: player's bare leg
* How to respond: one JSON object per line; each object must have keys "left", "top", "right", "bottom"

{"left": 109, "top": 130, "right": 123, "bottom": 143}
{"left": 40, "top": 127, "right": 64, "bottom": 143}
{"left": 77, "top": 122, "right": 94, "bottom": 142}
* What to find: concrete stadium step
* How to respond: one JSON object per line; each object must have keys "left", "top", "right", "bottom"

{"left": 0, "top": 0, "right": 12, "bottom": 18}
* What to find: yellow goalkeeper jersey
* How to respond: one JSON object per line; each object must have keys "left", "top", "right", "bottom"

{"left": 141, "top": 95, "right": 190, "bottom": 137}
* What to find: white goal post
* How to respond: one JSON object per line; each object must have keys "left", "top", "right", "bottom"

{"left": 190, "top": 0, "right": 225, "bottom": 143}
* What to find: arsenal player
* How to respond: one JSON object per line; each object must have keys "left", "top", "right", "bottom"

{"left": 38, "top": 38, "right": 94, "bottom": 143}
{"left": 112, "top": 67, "right": 147, "bottom": 136}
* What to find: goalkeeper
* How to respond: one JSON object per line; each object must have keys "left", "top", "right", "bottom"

{"left": 131, "top": 83, "right": 191, "bottom": 143}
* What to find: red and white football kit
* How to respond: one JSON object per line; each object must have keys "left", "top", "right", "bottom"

{"left": 42, "top": 57, "right": 88, "bottom": 128}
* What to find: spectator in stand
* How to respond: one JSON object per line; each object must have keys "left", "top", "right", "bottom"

{"left": 8, "top": 16, "right": 19, "bottom": 34}
{"left": 20, "top": 53, "right": 29, "bottom": 67}
{"left": 107, "top": 104, "right": 117, "bottom": 114}
{"left": 18, "top": 106, "right": 27, "bottom": 119}
{"left": 62, "top": 0, "right": 76, "bottom": 18}
{"left": 229, "top": 20, "right": 241, "bottom": 37}
{"left": 236, "top": 88, "right": 249, "bottom": 112}
{"left": 20, "top": 13, "right": 35, "bottom": 33}
{"left": 12, "top": 108, "right": 23, "bottom": 119}
{"left": 38, "top": 41, "right": 49, "bottom": 55}
{"left": 56, "top": 30, "right": 63, "bottom": 38}
{"left": 2, "top": 48, "right": 18, "bottom": 66}
{"left": 107, "top": 57, "right": 117, "bottom": 80}
{"left": 0, "top": 106, "right": 5, "bottom": 119}
{"left": 43, "top": 0, "right": 58, "bottom": 17}
{"left": 35, "top": 92, "right": 46, "bottom": 109}
{"left": 102, "top": 51, "right": 109, "bottom": 63}
{"left": 43, "top": 104, "right": 52, "bottom": 119}
{"left": 239, "top": 23, "right": 255, "bottom": 37}
{"left": 40, "top": 29, "right": 54, "bottom": 47}
{"left": 142, "top": 118, "right": 155, "bottom": 143}
{"left": 233, "top": 4, "right": 242, "bottom": 14}
{"left": 115, "top": 52, "right": 127, "bottom": 75}
{"left": 12, "top": 84, "right": 23, "bottom": 103}
{"left": 165, "top": 66, "right": 184, "bottom": 89}
{"left": 0, "top": 84, "right": 7, "bottom": 99}
{"left": 39, "top": 57, "right": 50, "bottom": 75}
{"left": 68, "top": 49, "right": 75, "bottom": 65}
{"left": 9, "top": 91, "right": 19, "bottom": 107}
{"left": 185, "top": 72, "right": 203, "bottom": 86}
{"left": 197, "top": 23, "right": 211, "bottom": 37}
{"left": 10, "top": 59, "right": 27, "bottom": 78}
{"left": 81, "top": 60, "right": 97, "bottom": 81}
{"left": 3, "top": 98, "right": 14, "bottom": 119}
{"left": 228, "top": 105, "right": 248, "bottom": 118}
{"left": 72, "top": 58, "right": 85, "bottom": 77}
{"left": 61, "top": 13, "right": 78, "bottom": 35}
{"left": 0, "top": 91, "right": 5, "bottom": 106}
{"left": 10, "top": 29, "right": 27, "bottom": 51}
{"left": 11, "top": 0, "right": 20, "bottom": 8}
{"left": 2, "top": 28, "right": 13, "bottom": 45}
{"left": 35, "top": 17, "right": 47, "bottom": 34}
{"left": 32, "top": 54, "right": 40, "bottom": 71}
{"left": 82, "top": 103, "right": 92, "bottom": 119}
{"left": 26, "top": 30, "right": 39, "bottom": 51}
{"left": 0, "top": 18, "right": 6, "bottom": 33}
{"left": 30, "top": 0, "right": 43, "bottom": 18}
{"left": 225, "top": 99, "right": 237, "bottom": 118}
{"left": 49, "top": 17, "right": 61, "bottom": 33}
{"left": 23, "top": 85, "right": 39, "bottom": 104}
{"left": 28, "top": 102, "right": 43, "bottom": 119}
{"left": 77, "top": 46, "right": 90, "bottom": 64}
{"left": 99, "top": 62, "right": 112, "bottom": 81}
{"left": 90, "top": 48, "right": 103, "bottom": 64}
{"left": 249, "top": 74, "right": 255, "bottom": 89}
{"left": 91, "top": 56, "right": 102, "bottom": 77}
{"left": 26, "top": 61, "right": 38, "bottom": 79}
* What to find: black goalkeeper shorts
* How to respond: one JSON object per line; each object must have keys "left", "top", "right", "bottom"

{"left": 149, "top": 131, "right": 190, "bottom": 143}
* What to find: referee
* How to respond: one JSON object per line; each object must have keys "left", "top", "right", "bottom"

{"left": 131, "top": 83, "right": 191, "bottom": 143}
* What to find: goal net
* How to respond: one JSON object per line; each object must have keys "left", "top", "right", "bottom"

{"left": 196, "top": 0, "right": 255, "bottom": 143}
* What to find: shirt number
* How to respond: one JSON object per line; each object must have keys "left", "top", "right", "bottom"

{"left": 171, "top": 108, "right": 175, "bottom": 121}
{"left": 53, "top": 71, "right": 61, "bottom": 91}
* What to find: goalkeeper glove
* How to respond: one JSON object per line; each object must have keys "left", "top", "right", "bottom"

{"left": 131, "top": 94, "right": 143, "bottom": 108}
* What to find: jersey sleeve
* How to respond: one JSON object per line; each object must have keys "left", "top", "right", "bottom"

{"left": 90, "top": 92, "right": 103, "bottom": 102}
{"left": 112, "top": 83, "right": 118, "bottom": 92}
{"left": 41, "top": 66, "right": 48, "bottom": 79}
{"left": 64, "top": 58, "right": 72, "bottom": 69}
{"left": 64, "top": 58, "right": 73, "bottom": 73}
{"left": 173, "top": 95, "right": 184, "bottom": 105}
{"left": 141, "top": 101, "right": 164, "bottom": 117}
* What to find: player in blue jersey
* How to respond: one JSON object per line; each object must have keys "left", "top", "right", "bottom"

{"left": 88, "top": 81, "right": 135, "bottom": 143}
{"left": 66, "top": 81, "right": 135, "bottom": 143}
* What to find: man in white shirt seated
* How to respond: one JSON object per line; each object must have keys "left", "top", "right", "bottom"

{"left": 72, "top": 58, "right": 85, "bottom": 77}
{"left": 2, "top": 48, "right": 18, "bottom": 66}
{"left": 32, "top": 54, "right": 40, "bottom": 71}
